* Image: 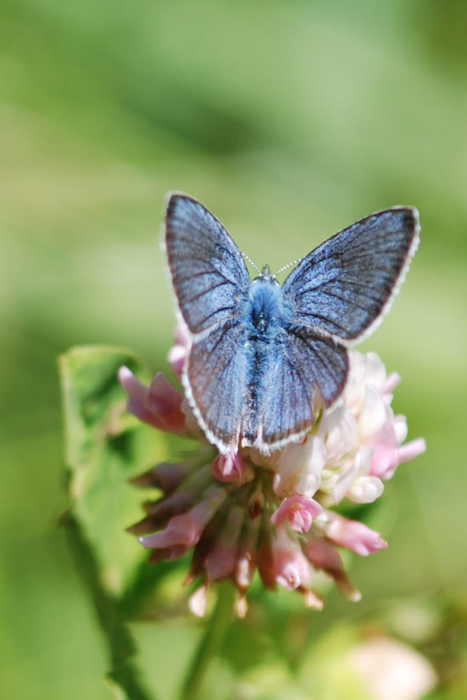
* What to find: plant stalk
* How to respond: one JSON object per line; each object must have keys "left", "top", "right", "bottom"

{"left": 179, "top": 582, "right": 236, "bottom": 700}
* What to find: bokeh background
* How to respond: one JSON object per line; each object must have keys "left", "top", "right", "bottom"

{"left": 1, "top": 1, "right": 467, "bottom": 699}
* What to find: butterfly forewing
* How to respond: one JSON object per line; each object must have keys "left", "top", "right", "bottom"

{"left": 282, "top": 208, "right": 420, "bottom": 342}
{"left": 165, "top": 195, "right": 250, "bottom": 334}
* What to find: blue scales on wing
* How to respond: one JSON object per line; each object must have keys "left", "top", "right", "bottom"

{"left": 242, "top": 322, "right": 349, "bottom": 450}
{"left": 165, "top": 195, "right": 250, "bottom": 333}
{"left": 165, "top": 196, "right": 420, "bottom": 454}
{"left": 185, "top": 320, "right": 248, "bottom": 448}
{"left": 282, "top": 208, "right": 420, "bottom": 342}
{"left": 239, "top": 275, "right": 349, "bottom": 451}
{"left": 165, "top": 195, "right": 251, "bottom": 450}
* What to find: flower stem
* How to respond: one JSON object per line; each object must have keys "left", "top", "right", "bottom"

{"left": 64, "top": 513, "right": 155, "bottom": 700}
{"left": 179, "top": 582, "right": 236, "bottom": 700}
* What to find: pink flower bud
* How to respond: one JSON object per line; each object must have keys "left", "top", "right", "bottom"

{"left": 348, "top": 475, "right": 384, "bottom": 504}
{"left": 131, "top": 461, "right": 192, "bottom": 493}
{"left": 211, "top": 450, "right": 245, "bottom": 483}
{"left": 235, "top": 595, "right": 249, "bottom": 618}
{"left": 330, "top": 445, "right": 374, "bottom": 504}
{"left": 128, "top": 490, "right": 195, "bottom": 535}
{"left": 234, "top": 515, "right": 260, "bottom": 591}
{"left": 138, "top": 487, "right": 227, "bottom": 559}
{"left": 365, "top": 352, "right": 389, "bottom": 389}
{"left": 271, "top": 494, "right": 322, "bottom": 533}
{"left": 382, "top": 372, "right": 401, "bottom": 394}
{"left": 272, "top": 527, "right": 312, "bottom": 591}
{"left": 168, "top": 324, "right": 190, "bottom": 378}
{"left": 273, "top": 435, "right": 326, "bottom": 497}
{"left": 357, "top": 385, "right": 389, "bottom": 442}
{"left": 205, "top": 506, "right": 244, "bottom": 582}
{"left": 319, "top": 407, "right": 358, "bottom": 464}
{"left": 394, "top": 415, "right": 409, "bottom": 444}
{"left": 189, "top": 584, "right": 208, "bottom": 617}
{"left": 370, "top": 419, "right": 426, "bottom": 480}
{"left": 320, "top": 512, "right": 387, "bottom": 556}
{"left": 302, "top": 535, "right": 361, "bottom": 601}
{"left": 302, "top": 588, "right": 325, "bottom": 610}
{"left": 256, "top": 521, "right": 276, "bottom": 590}
{"left": 398, "top": 438, "right": 426, "bottom": 465}
{"left": 345, "top": 351, "right": 389, "bottom": 411}
{"left": 370, "top": 421, "right": 400, "bottom": 478}
{"left": 119, "top": 367, "right": 187, "bottom": 434}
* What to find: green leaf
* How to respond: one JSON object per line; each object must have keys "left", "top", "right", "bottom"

{"left": 59, "top": 345, "right": 166, "bottom": 597}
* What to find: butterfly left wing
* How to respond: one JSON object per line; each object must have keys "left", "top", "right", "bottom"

{"left": 165, "top": 195, "right": 252, "bottom": 452}
{"left": 165, "top": 194, "right": 250, "bottom": 334}
{"left": 242, "top": 324, "right": 349, "bottom": 452}
{"left": 185, "top": 320, "right": 249, "bottom": 453}
{"left": 282, "top": 208, "right": 420, "bottom": 343}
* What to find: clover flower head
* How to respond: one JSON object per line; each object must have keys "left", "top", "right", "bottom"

{"left": 120, "top": 330, "right": 426, "bottom": 615}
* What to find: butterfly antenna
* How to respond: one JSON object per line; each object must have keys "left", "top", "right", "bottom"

{"left": 242, "top": 251, "right": 261, "bottom": 274}
{"left": 273, "top": 258, "right": 302, "bottom": 278}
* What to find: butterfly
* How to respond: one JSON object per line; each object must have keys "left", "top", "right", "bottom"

{"left": 165, "top": 194, "right": 420, "bottom": 455}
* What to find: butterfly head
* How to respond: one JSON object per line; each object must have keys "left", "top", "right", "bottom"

{"left": 252, "top": 264, "right": 280, "bottom": 287}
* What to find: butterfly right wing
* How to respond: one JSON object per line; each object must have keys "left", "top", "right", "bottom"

{"left": 282, "top": 208, "right": 420, "bottom": 343}
{"left": 242, "top": 324, "right": 349, "bottom": 452}
{"left": 165, "top": 194, "right": 251, "bottom": 333}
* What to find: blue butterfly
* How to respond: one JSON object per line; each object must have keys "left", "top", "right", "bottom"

{"left": 165, "top": 194, "right": 420, "bottom": 455}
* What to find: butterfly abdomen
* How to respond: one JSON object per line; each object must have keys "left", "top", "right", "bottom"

{"left": 241, "top": 277, "right": 288, "bottom": 444}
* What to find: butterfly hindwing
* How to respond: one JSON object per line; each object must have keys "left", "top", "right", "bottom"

{"left": 282, "top": 208, "right": 420, "bottom": 342}
{"left": 242, "top": 325, "right": 349, "bottom": 450}
{"left": 165, "top": 195, "right": 250, "bottom": 333}
{"left": 185, "top": 320, "right": 248, "bottom": 451}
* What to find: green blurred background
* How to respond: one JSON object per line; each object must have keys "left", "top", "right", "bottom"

{"left": 1, "top": 1, "right": 467, "bottom": 699}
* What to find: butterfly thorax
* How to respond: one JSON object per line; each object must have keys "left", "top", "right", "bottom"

{"left": 247, "top": 276, "right": 284, "bottom": 341}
